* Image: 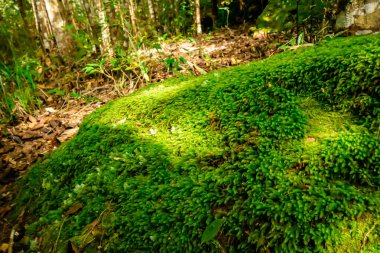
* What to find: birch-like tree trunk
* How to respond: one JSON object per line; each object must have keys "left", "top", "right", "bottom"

{"left": 31, "top": 0, "right": 54, "bottom": 52}
{"left": 147, "top": 0, "right": 156, "bottom": 21}
{"left": 95, "top": 0, "right": 114, "bottom": 56}
{"left": 31, "top": 0, "right": 73, "bottom": 55}
{"left": 195, "top": 0, "right": 202, "bottom": 34}
{"left": 43, "top": 0, "right": 73, "bottom": 54}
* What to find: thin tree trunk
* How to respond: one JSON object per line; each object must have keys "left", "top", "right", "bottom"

{"left": 95, "top": 0, "right": 114, "bottom": 56}
{"left": 195, "top": 0, "right": 202, "bottom": 34}
{"left": 115, "top": 1, "right": 129, "bottom": 48}
{"left": 107, "top": 0, "right": 119, "bottom": 48}
{"left": 128, "top": 0, "right": 137, "bottom": 35}
{"left": 211, "top": 0, "right": 218, "bottom": 24}
{"left": 147, "top": 0, "right": 156, "bottom": 21}
{"left": 16, "top": 0, "right": 30, "bottom": 32}
{"left": 81, "top": 0, "right": 98, "bottom": 53}
{"left": 31, "top": 0, "right": 40, "bottom": 35}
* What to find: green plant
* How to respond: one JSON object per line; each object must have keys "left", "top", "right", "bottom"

{"left": 279, "top": 32, "right": 305, "bottom": 50}
{"left": 0, "top": 55, "right": 41, "bottom": 122}
{"left": 83, "top": 34, "right": 196, "bottom": 94}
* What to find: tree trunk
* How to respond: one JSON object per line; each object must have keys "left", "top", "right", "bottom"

{"left": 195, "top": 0, "right": 202, "bottom": 34}
{"left": 95, "top": 0, "right": 114, "bottom": 57}
{"left": 31, "top": 0, "right": 54, "bottom": 52}
{"left": 61, "top": 0, "right": 78, "bottom": 31}
{"left": 211, "top": 0, "right": 218, "bottom": 24}
{"left": 81, "top": 0, "right": 99, "bottom": 53}
{"left": 105, "top": 0, "right": 117, "bottom": 47}
{"left": 147, "top": 0, "right": 156, "bottom": 21}
{"left": 16, "top": 0, "right": 30, "bottom": 31}
{"left": 128, "top": 0, "right": 137, "bottom": 35}
{"left": 43, "top": 0, "right": 72, "bottom": 53}
{"left": 115, "top": 1, "right": 129, "bottom": 49}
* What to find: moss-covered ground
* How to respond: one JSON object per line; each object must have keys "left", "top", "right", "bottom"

{"left": 14, "top": 34, "right": 380, "bottom": 252}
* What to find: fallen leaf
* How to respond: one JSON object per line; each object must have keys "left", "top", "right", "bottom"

{"left": 91, "top": 226, "right": 105, "bottom": 238}
{"left": 57, "top": 127, "right": 79, "bottom": 143}
{"left": 0, "top": 205, "right": 12, "bottom": 218}
{"left": 49, "top": 120, "right": 61, "bottom": 128}
{"left": 20, "top": 131, "right": 42, "bottom": 140}
{"left": 22, "top": 142, "right": 34, "bottom": 154}
{"left": 67, "top": 240, "right": 80, "bottom": 253}
{"left": 64, "top": 202, "right": 83, "bottom": 217}
{"left": 42, "top": 132, "right": 58, "bottom": 141}
{"left": 0, "top": 243, "right": 9, "bottom": 252}
{"left": 42, "top": 127, "right": 54, "bottom": 134}
{"left": 4, "top": 157, "right": 17, "bottom": 165}
{"left": 28, "top": 115, "right": 37, "bottom": 124}
{"left": 64, "top": 121, "right": 79, "bottom": 129}
{"left": 45, "top": 107, "right": 56, "bottom": 113}
{"left": 113, "top": 118, "right": 126, "bottom": 127}
{"left": 31, "top": 123, "right": 45, "bottom": 131}
{"left": 0, "top": 144, "right": 15, "bottom": 154}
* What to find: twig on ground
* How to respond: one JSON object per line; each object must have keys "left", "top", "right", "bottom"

{"left": 52, "top": 218, "right": 66, "bottom": 252}
{"left": 361, "top": 223, "right": 378, "bottom": 252}
{"left": 81, "top": 85, "right": 109, "bottom": 96}
{"left": 8, "top": 228, "right": 15, "bottom": 253}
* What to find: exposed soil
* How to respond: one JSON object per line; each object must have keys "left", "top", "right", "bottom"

{"left": 0, "top": 28, "right": 280, "bottom": 249}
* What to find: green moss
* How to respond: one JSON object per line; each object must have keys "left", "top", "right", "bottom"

{"left": 14, "top": 34, "right": 380, "bottom": 252}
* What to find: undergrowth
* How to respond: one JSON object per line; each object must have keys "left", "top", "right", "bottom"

{"left": 0, "top": 56, "right": 41, "bottom": 122}
{"left": 14, "top": 34, "right": 380, "bottom": 252}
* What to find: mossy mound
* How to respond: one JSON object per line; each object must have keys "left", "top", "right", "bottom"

{"left": 15, "top": 35, "right": 380, "bottom": 252}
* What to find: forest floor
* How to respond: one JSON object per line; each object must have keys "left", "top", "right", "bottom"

{"left": 0, "top": 28, "right": 281, "bottom": 246}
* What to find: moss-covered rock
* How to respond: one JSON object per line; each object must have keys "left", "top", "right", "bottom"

{"left": 15, "top": 34, "right": 380, "bottom": 252}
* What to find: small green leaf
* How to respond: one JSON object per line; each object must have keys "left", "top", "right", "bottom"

{"left": 69, "top": 92, "right": 81, "bottom": 98}
{"left": 48, "top": 89, "right": 65, "bottom": 96}
{"left": 154, "top": 44, "right": 162, "bottom": 50}
{"left": 64, "top": 24, "right": 74, "bottom": 31}
{"left": 179, "top": 56, "right": 187, "bottom": 64}
{"left": 201, "top": 219, "right": 224, "bottom": 244}
{"left": 297, "top": 32, "right": 304, "bottom": 45}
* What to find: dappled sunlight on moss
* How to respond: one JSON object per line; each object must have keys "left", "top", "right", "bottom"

{"left": 301, "top": 97, "right": 355, "bottom": 139}
{"left": 334, "top": 214, "right": 380, "bottom": 253}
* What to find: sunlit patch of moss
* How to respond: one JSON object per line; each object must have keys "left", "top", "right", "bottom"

{"left": 301, "top": 97, "right": 355, "bottom": 139}
{"left": 333, "top": 214, "right": 380, "bottom": 253}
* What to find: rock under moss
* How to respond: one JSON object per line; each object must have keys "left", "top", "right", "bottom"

{"left": 15, "top": 34, "right": 380, "bottom": 252}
